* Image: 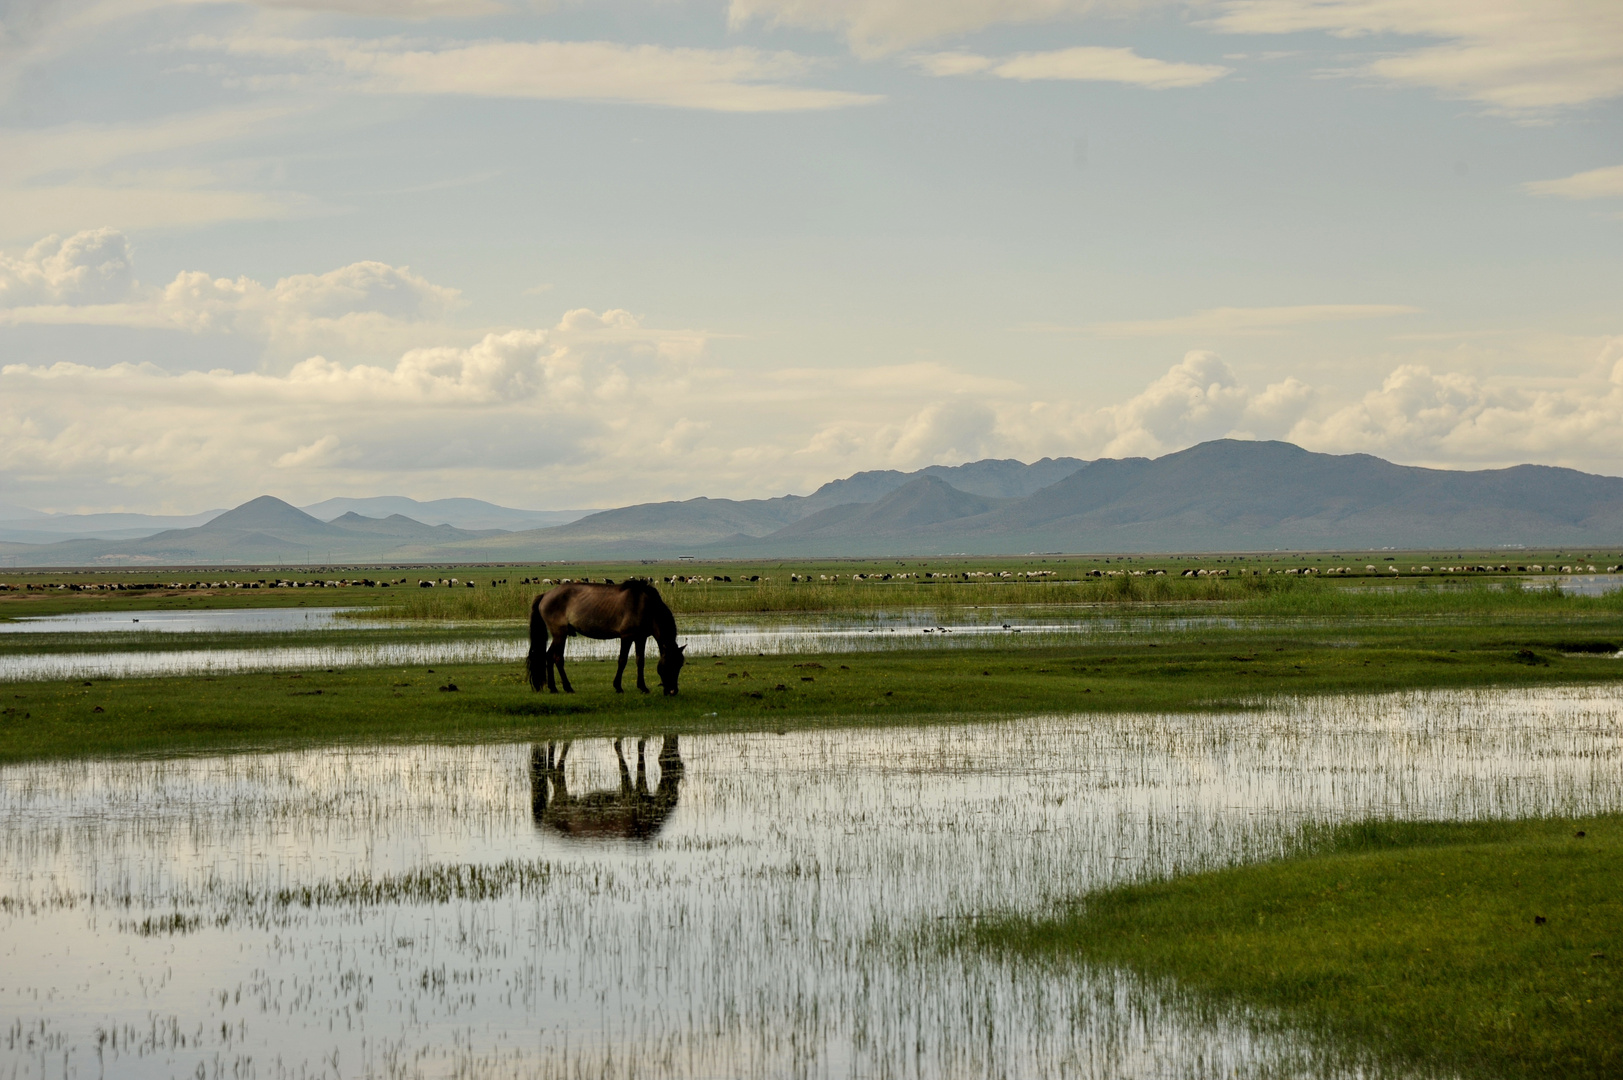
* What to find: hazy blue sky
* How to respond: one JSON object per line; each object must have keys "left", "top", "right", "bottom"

{"left": 1, "top": 0, "right": 1619, "bottom": 513}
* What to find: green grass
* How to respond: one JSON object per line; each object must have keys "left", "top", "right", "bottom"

{"left": 972, "top": 816, "right": 1623, "bottom": 1079}
{"left": 3, "top": 622, "right": 1622, "bottom": 762}
{"left": 406, "top": 574, "right": 1623, "bottom": 620}
{"left": 5, "top": 551, "right": 1620, "bottom": 621}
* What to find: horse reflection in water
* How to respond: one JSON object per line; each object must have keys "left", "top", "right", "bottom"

{"left": 529, "top": 736, "right": 684, "bottom": 841}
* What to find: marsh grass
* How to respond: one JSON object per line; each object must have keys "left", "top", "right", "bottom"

{"left": 359, "top": 573, "right": 1623, "bottom": 622}
{"left": 6, "top": 694, "right": 1623, "bottom": 1078}
{"left": 972, "top": 815, "right": 1623, "bottom": 1080}
{"left": 0, "top": 624, "right": 493, "bottom": 657}
{"left": 363, "top": 575, "right": 1233, "bottom": 619}
{"left": 6, "top": 615, "right": 1623, "bottom": 762}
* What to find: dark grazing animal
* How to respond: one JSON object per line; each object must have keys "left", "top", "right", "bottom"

{"left": 528, "top": 580, "right": 685, "bottom": 694}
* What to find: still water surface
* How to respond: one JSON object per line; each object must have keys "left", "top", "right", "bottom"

{"left": 3, "top": 687, "right": 1619, "bottom": 1078}
{"left": 0, "top": 607, "right": 368, "bottom": 634}
{"left": 0, "top": 610, "right": 1257, "bottom": 682}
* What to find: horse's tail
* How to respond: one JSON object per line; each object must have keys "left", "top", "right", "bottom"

{"left": 526, "top": 594, "right": 547, "bottom": 691}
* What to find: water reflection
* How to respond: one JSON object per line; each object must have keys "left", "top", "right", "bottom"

{"left": 1525, "top": 574, "right": 1623, "bottom": 597}
{"left": 3, "top": 688, "right": 1620, "bottom": 1078}
{"left": 530, "top": 736, "right": 684, "bottom": 841}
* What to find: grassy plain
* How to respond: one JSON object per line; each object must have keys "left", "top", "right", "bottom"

{"left": 973, "top": 816, "right": 1622, "bottom": 1079}
{"left": 2, "top": 547, "right": 1622, "bottom": 618}
{"left": 3, "top": 561, "right": 1622, "bottom": 1075}
{"left": 3, "top": 616, "right": 1621, "bottom": 762}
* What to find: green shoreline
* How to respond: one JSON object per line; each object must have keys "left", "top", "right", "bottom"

{"left": 970, "top": 816, "right": 1622, "bottom": 1079}
{"left": 4, "top": 623, "right": 1621, "bottom": 763}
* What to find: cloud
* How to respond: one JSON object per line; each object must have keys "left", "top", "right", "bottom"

{"left": 798, "top": 352, "right": 1315, "bottom": 471}
{"left": 9, "top": 323, "right": 1623, "bottom": 512}
{"left": 913, "top": 45, "right": 1230, "bottom": 88}
{"left": 0, "top": 107, "right": 304, "bottom": 241}
{"left": 189, "top": 34, "right": 882, "bottom": 112}
{"left": 1208, "top": 0, "right": 1623, "bottom": 116}
{"left": 0, "top": 229, "right": 465, "bottom": 363}
{"left": 255, "top": 0, "right": 504, "bottom": 16}
{"left": 0, "top": 186, "right": 294, "bottom": 244}
{"left": 0, "top": 307, "right": 708, "bottom": 506}
{"left": 1032, "top": 303, "right": 1421, "bottom": 337}
{"left": 274, "top": 434, "right": 344, "bottom": 468}
{"left": 728, "top": 0, "right": 1165, "bottom": 57}
{"left": 883, "top": 399, "right": 1001, "bottom": 468}
{"left": 0, "top": 107, "right": 298, "bottom": 185}
{"left": 5, "top": 243, "right": 1620, "bottom": 509}
{"left": 1093, "top": 350, "right": 1260, "bottom": 455}
{"left": 1285, "top": 340, "right": 1623, "bottom": 466}
{"left": 1525, "top": 163, "right": 1623, "bottom": 200}
{"left": 0, "top": 228, "right": 135, "bottom": 307}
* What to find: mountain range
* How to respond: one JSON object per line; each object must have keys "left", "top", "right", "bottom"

{"left": 0, "top": 495, "right": 594, "bottom": 545}
{"left": 2, "top": 441, "right": 1621, "bottom": 567}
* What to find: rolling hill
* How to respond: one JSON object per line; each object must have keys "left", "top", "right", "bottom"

{"left": 5, "top": 441, "right": 1623, "bottom": 566}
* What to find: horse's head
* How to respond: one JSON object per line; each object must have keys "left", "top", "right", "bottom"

{"left": 657, "top": 643, "right": 686, "bottom": 695}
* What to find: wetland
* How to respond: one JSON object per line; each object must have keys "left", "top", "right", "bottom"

{"left": 4, "top": 690, "right": 1619, "bottom": 1079}
{"left": 2, "top": 562, "right": 1621, "bottom": 1077}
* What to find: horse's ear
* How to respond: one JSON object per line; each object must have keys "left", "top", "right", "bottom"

{"left": 678, "top": 644, "right": 686, "bottom": 654}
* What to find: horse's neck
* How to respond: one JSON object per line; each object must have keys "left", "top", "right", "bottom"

{"left": 649, "top": 602, "right": 678, "bottom": 648}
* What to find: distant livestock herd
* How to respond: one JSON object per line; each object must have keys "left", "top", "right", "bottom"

{"left": 2, "top": 562, "right": 1620, "bottom": 594}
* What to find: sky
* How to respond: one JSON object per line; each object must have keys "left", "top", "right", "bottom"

{"left": 0, "top": 0, "right": 1619, "bottom": 515}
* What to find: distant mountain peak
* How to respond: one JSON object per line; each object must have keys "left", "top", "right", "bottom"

{"left": 202, "top": 496, "right": 326, "bottom": 533}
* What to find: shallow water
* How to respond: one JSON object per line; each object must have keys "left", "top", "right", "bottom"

{"left": 1535, "top": 574, "right": 1623, "bottom": 597}
{"left": 0, "top": 610, "right": 1248, "bottom": 682}
{"left": 0, "top": 607, "right": 370, "bottom": 634}
{"left": 3, "top": 687, "right": 1619, "bottom": 1078}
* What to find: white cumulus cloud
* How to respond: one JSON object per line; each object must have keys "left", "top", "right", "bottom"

{"left": 0, "top": 228, "right": 135, "bottom": 307}
{"left": 1286, "top": 340, "right": 1623, "bottom": 466}
{"left": 0, "top": 307, "right": 710, "bottom": 507}
{"left": 0, "top": 229, "right": 465, "bottom": 363}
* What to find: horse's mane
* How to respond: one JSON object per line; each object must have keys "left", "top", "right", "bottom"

{"left": 622, "top": 578, "right": 678, "bottom": 641}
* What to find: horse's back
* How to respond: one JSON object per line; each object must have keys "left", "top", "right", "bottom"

{"left": 539, "top": 581, "right": 655, "bottom": 638}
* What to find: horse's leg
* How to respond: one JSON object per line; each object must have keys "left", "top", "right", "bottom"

{"left": 613, "top": 738, "right": 632, "bottom": 792}
{"left": 529, "top": 745, "right": 551, "bottom": 822}
{"left": 635, "top": 738, "right": 648, "bottom": 794}
{"left": 551, "top": 634, "right": 574, "bottom": 693}
{"left": 543, "top": 630, "right": 559, "bottom": 693}
{"left": 658, "top": 735, "right": 683, "bottom": 778}
{"left": 613, "top": 638, "right": 632, "bottom": 693}
{"left": 634, "top": 637, "right": 649, "bottom": 693}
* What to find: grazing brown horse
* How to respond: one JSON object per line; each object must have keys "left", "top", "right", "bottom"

{"left": 528, "top": 580, "right": 685, "bottom": 694}
{"left": 528, "top": 736, "right": 684, "bottom": 841}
